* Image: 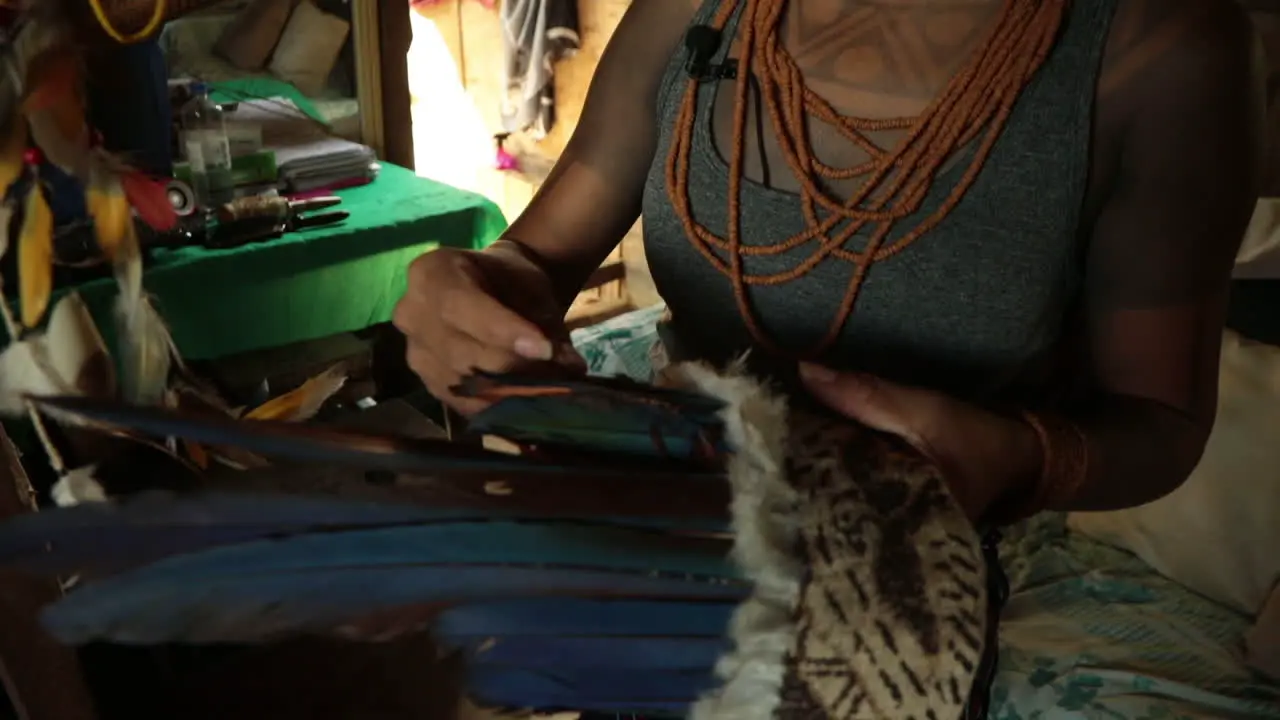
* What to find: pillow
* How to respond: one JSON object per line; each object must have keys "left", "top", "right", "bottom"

{"left": 267, "top": 0, "right": 350, "bottom": 97}
{"left": 213, "top": 0, "right": 298, "bottom": 71}
{"left": 1235, "top": 199, "right": 1280, "bottom": 279}
{"left": 1246, "top": 583, "right": 1280, "bottom": 680}
{"left": 1067, "top": 329, "right": 1280, "bottom": 617}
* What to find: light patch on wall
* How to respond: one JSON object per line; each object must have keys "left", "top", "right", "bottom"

{"left": 407, "top": 11, "right": 493, "bottom": 194}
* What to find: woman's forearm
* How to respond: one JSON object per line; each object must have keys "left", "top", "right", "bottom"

{"left": 486, "top": 236, "right": 606, "bottom": 313}
{"left": 1054, "top": 394, "right": 1209, "bottom": 512}
{"left": 799, "top": 366, "right": 1212, "bottom": 523}
{"left": 932, "top": 392, "right": 1210, "bottom": 522}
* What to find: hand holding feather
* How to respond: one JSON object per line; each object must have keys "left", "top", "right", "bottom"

{"left": 393, "top": 242, "right": 586, "bottom": 415}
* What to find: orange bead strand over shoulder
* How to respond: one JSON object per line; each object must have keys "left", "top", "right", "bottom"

{"left": 664, "top": 0, "right": 1070, "bottom": 358}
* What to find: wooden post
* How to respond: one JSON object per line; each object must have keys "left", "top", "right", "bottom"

{"left": 0, "top": 426, "right": 98, "bottom": 720}
{"left": 378, "top": 0, "right": 416, "bottom": 169}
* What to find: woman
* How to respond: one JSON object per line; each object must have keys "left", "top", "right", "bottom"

{"left": 397, "top": 0, "right": 1260, "bottom": 523}
{"left": 394, "top": 0, "right": 1266, "bottom": 714}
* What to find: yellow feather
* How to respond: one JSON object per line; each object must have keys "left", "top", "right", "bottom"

{"left": 86, "top": 159, "right": 136, "bottom": 264}
{"left": 17, "top": 186, "right": 54, "bottom": 328}
{"left": 244, "top": 364, "right": 348, "bottom": 422}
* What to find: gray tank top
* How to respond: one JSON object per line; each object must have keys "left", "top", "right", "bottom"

{"left": 642, "top": 0, "right": 1118, "bottom": 403}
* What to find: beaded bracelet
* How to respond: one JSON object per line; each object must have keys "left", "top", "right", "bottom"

{"left": 1002, "top": 411, "right": 1091, "bottom": 523}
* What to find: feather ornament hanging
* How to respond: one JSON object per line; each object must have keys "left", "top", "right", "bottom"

{"left": 112, "top": 243, "right": 177, "bottom": 406}
{"left": 85, "top": 154, "right": 178, "bottom": 406}
{"left": 17, "top": 180, "right": 54, "bottom": 328}
{"left": 21, "top": 47, "right": 90, "bottom": 178}
{"left": 0, "top": 292, "right": 115, "bottom": 416}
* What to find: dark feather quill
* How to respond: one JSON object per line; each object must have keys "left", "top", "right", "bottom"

{"left": 29, "top": 393, "right": 723, "bottom": 477}
{"left": 457, "top": 371, "right": 727, "bottom": 463}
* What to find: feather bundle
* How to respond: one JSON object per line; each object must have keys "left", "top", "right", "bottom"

{"left": 0, "top": 364, "right": 998, "bottom": 719}
{"left": 0, "top": 27, "right": 1000, "bottom": 705}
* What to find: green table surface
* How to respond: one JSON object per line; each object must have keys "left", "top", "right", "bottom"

{"left": 27, "top": 163, "right": 507, "bottom": 361}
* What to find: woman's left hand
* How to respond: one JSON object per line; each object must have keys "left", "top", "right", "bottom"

{"left": 798, "top": 363, "right": 1043, "bottom": 523}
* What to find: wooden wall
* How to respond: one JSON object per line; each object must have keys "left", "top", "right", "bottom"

{"left": 1249, "top": 5, "right": 1280, "bottom": 197}
{"left": 410, "top": 0, "right": 661, "bottom": 320}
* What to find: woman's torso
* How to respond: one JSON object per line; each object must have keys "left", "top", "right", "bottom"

{"left": 642, "top": 0, "right": 1119, "bottom": 403}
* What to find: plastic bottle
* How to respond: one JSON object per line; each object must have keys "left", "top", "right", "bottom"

{"left": 179, "top": 83, "right": 234, "bottom": 209}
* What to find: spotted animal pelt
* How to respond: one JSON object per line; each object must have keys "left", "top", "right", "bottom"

{"left": 670, "top": 362, "right": 988, "bottom": 720}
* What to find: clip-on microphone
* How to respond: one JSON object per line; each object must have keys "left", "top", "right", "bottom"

{"left": 684, "top": 25, "right": 738, "bottom": 82}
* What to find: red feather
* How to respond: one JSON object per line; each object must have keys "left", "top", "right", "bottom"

{"left": 119, "top": 171, "right": 177, "bottom": 232}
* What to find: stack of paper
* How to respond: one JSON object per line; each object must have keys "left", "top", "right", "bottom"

{"left": 227, "top": 97, "right": 376, "bottom": 192}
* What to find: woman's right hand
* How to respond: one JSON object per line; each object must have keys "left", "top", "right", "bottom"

{"left": 389, "top": 0, "right": 696, "bottom": 414}
{"left": 392, "top": 240, "right": 587, "bottom": 414}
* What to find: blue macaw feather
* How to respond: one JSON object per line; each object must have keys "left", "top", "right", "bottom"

{"left": 0, "top": 492, "right": 453, "bottom": 574}
{"left": 39, "top": 522, "right": 745, "bottom": 644}
{"left": 451, "top": 634, "right": 730, "bottom": 670}
{"left": 0, "top": 493, "right": 729, "bottom": 577}
{"left": 461, "top": 372, "right": 727, "bottom": 462}
{"left": 433, "top": 598, "right": 734, "bottom": 637}
{"left": 41, "top": 521, "right": 739, "bottom": 579}
{"left": 44, "top": 564, "right": 748, "bottom": 645}
{"left": 465, "top": 666, "right": 715, "bottom": 714}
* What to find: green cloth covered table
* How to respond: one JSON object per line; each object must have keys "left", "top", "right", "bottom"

{"left": 67, "top": 163, "right": 506, "bottom": 360}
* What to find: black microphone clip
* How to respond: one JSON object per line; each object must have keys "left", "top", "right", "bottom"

{"left": 684, "top": 25, "right": 738, "bottom": 82}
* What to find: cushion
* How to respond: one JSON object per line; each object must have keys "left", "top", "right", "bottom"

{"left": 1235, "top": 199, "right": 1280, "bottom": 279}
{"left": 1067, "top": 329, "right": 1280, "bottom": 617}
{"left": 160, "top": 13, "right": 242, "bottom": 80}
{"left": 214, "top": 0, "right": 298, "bottom": 71}
{"left": 267, "top": 0, "right": 350, "bottom": 97}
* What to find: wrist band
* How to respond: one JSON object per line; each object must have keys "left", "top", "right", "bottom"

{"left": 1005, "top": 411, "right": 1090, "bottom": 522}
